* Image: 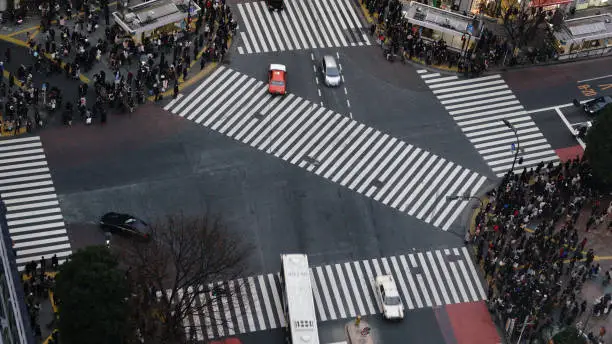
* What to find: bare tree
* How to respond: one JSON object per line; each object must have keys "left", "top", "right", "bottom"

{"left": 120, "top": 213, "right": 251, "bottom": 344}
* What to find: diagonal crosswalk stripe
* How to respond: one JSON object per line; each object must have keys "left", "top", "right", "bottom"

{"left": 166, "top": 67, "right": 489, "bottom": 231}
{"left": 235, "top": 0, "right": 369, "bottom": 54}
{"left": 418, "top": 70, "right": 559, "bottom": 177}
{"left": 174, "top": 248, "right": 485, "bottom": 339}
{"left": 0, "top": 137, "right": 72, "bottom": 270}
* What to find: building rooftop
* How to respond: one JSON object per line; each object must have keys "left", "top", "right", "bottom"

{"left": 112, "top": 0, "right": 200, "bottom": 36}
{"left": 401, "top": 0, "right": 480, "bottom": 37}
{"left": 555, "top": 13, "right": 612, "bottom": 44}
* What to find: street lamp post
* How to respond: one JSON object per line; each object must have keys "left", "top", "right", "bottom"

{"left": 502, "top": 119, "right": 520, "bottom": 176}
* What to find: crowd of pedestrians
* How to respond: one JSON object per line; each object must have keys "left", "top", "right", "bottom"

{"left": 22, "top": 255, "right": 60, "bottom": 342}
{"left": 1, "top": 0, "right": 235, "bottom": 131}
{"left": 363, "top": 0, "right": 556, "bottom": 73}
{"left": 469, "top": 157, "right": 612, "bottom": 342}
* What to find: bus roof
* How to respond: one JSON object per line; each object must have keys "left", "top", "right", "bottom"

{"left": 281, "top": 254, "right": 319, "bottom": 344}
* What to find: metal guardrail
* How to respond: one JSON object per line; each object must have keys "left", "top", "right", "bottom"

{"left": 558, "top": 46, "right": 612, "bottom": 61}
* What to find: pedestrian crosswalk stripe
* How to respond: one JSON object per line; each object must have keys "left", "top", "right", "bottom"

{"left": 235, "top": 0, "right": 369, "bottom": 54}
{"left": 166, "top": 66, "right": 488, "bottom": 231}
{"left": 0, "top": 137, "right": 73, "bottom": 270}
{"left": 173, "top": 247, "right": 485, "bottom": 339}
{"left": 420, "top": 71, "right": 560, "bottom": 177}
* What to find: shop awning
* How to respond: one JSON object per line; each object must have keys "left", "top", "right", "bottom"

{"left": 530, "top": 0, "right": 573, "bottom": 7}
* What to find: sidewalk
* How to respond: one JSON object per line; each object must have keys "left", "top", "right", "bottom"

{"left": 0, "top": 4, "right": 224, "bottom": 92}
{"left": 355, "top": 0, "right": 611, "bottom": 75}
{"left": 0, "top": 1, "right": 232, "bottom": 134}
{"left": 467, "top": 165, "right": 612, "bottom": 342}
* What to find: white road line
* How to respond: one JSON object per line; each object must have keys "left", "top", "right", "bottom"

{"left": 436, "top": 250, "right": 459, "bottom": 303}
{"left": 6, "top": 200, "right": 59, "bottom": 212}
{"left": 374, "top": 147, "right": 419, "bottom": 202}
{"left": 257, "top": 275, "right": 276, "bottom": 329}
{"left": 426, "top": 169, "right": 469, "bottom": 223}
{"left": 422, "top": 165, "right": 462, "bottom": 223}
{"left": 341, "top": 134, "right": 390, "bottom": 187}
{"left": 229, "top": 280, "right": 246, "bottom": 333}
{"left": 335, "top": 264, "right": 356, "bottom": 317}
{"left": 271, "top": 10, "right": 292, "bottom": 50}
{"left": 577, "top": 74, "right": 612, "bottom": 83}
{"left": 354, "top": 261, "right": 376, "bottom": 314}
{"left": 363, "top": 260, "right": 382, "bottom": 312}
{"left": 248, "top": 276, "right": 266, "bottom": 330}
{"left": 0, "top": 161, "right": 47, "bottom": 172}
{"left": 392, "top": 155, "right": 436, "bottom": 209}
{"left": 352, "top": 138, "right": 401, "bottom": 192}
{"left": 12, "top": 229, "right": 66, "bottom": 241}
{"left": 417, "top": 252, "right": 441, "bottom": 306}
{"left": 326, "top": 129, "right": 377, "bottom": 180}
{"left": 0, "top": 141, "right": 42, "bottom": 152}
{"left": 434, "top": 172, "right": 478, "bottom": 228}
{"left": 316, "top": 266, "right": 337, "bottom": 319}
{"left": 0, "top": 167, "right": 49, "bottom": 178}
{"left": 291, "top": 112, "right": 343, "bottom": 165}
{"left": 409, "top": 254, "right": 431, "bottom": 307}
{"left": 402, "top": 158, "right": 445, "bottom": 213}
{"left": 413, "top": 162, "right": 453, "bottom": 218}
{"left": 245, "top": 3, "right": 268, "bottom": 52}
{"left": 344, "top": 262, "right": 366, "bottom": 315}
{"left": 13, "top": 236, "right": 68, "bottom": 248}
{"left": 455, "top": 248, "right": 478, "bottom": 301}
{"left": 253, "top": 2, "right": 277, "bottom": 52}
{"left": 218, "top": 282, "right": 235, "bottom": 336}
{"left": 267, "top": 274, "right": 285, "bottom": 327}
{"left": 390, "top": 256, "right": 414, "bottom": 309}
{"left": 284, "top": 0, "right": 310, "bottom": 49}
{"left": 556, "top": 108, "right": 586, "bottom": 149}
{"left": 276, "top": 107, "right": 325, "bottom": 158}
{"left": 426, "top": 251, "right": 450, "bottom": 304}
{"left": 310, "top": 270, "right": 328, "bottom": 321}
{"left": 325, "top": 265, "right": 346, "bottom": 318}
{"left": 299, "top": 0, "right": 324, "bottom": 47}
{"left": 448, "top": 260, "right": 469, "bottom": 302}
{"left": 163, "top": 93, "right": 183, "bottom": 111}
{"left": 461, "top": 247, "right": 487, "bottom": 300}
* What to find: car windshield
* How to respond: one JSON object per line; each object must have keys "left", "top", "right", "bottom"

{"left": 125, "top": 218, "right": 149, "bottom": 232}
{"left": 385, "top": 296, "right": 401, "bottom": 306}
{"left": 271, "top": 80, "right": 285, "bottom": 86}
{"left": 326, "top": 67, "right": 339, "bottom": 77}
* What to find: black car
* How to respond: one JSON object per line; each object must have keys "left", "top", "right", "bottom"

{"left": 583, "top": 95, "right": 612, "bottom": 115}
{"left": 266, "top": 0, "right": 283, "bottom": 11}
{"left": 100, "top": 212, "right": 151, "bottom": 239}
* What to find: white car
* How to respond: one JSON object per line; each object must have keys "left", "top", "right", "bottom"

{"left": 375, "top": 275, "right": 404, "bottom": 320}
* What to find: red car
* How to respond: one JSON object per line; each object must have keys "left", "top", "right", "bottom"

{"left": 209, "top": 338, "right": 242, "bottom": 344}
{"left": 268, "top": 64, "right": 287, "bottom": 95}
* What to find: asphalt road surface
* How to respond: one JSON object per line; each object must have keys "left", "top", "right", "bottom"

{"left": 1, "top": 1, "right": 610, "bottom": 343}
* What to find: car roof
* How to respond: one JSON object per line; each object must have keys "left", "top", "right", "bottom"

{"left": 269, "top": 63, "right": 286, "bottom": 72}
{"left": 323, "top": 55, "right": 338, "bottom": 67}
{"left": 104, "top": 212, "right": 131, "bottom": 220}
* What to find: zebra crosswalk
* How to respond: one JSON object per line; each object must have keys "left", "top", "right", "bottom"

{"left": 174, "top": 247, "right": 486, "bottom": 340}
{"left": 235, "top": 0, "right": 370, "bottom": 54}
{"left": 417, "top": 70, "right": 559, "bottom": 178}
{"left": 0, "top": 136, "right": 72, "bottom": 270}
{"left": 164, "top": 66, "right": 488, "bottom": 231}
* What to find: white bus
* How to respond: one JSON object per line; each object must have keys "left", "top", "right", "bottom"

{"left": 280, "top": 254, "right": 320, "bottom": 344}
